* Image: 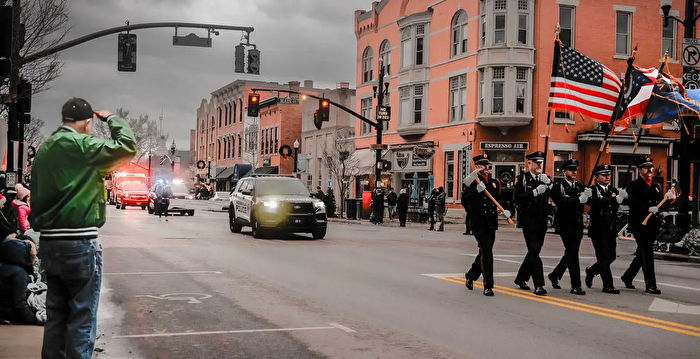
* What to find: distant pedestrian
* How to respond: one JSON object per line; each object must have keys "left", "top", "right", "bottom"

{"left": 435, "top": 187, "right": 447, "bottom": 231}
{"left": 315, "top": 186, "right": 325, "bottom": 201}
{"left": 427, "top": 189, "right": 437, "bottom": 230}
{"left": 370, "top": 188, "right": 385, "bottom": 224}
{"left": 386, "top": 188, "right": 397, "bottom": 220}
{"left": 32, "top": 98, "right": 136, "bottom": 359}
{"left": 397, "top": 188, "right": 409, "bottom": 227}
{"left": 12, "top": 184, "right": 31, "bottom": 233}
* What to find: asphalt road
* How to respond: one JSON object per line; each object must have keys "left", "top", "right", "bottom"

{"left": 95, "top": 200, "right": 700, "bottom": 358}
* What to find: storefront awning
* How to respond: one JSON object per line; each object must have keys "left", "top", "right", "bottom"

{"left": 215, "top": 167, "right": 236, "bottom": 179}
{"left": 253, "top": 166, "right": 279, "bottom": 175}
{"left": 348, "top": 149, "right": 390, "bottom": 175}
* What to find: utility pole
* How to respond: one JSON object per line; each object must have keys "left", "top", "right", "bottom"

{"left": 6, "top": 0, "right": 21, "bottom": 182}
{"left": 374, "top": 60, "right": 386, "bottom": 189}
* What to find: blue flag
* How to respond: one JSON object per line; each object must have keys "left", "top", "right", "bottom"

{"left": 644, "top": 88, "right": 700, "bottom": 127}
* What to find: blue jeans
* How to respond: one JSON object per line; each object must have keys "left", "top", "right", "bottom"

{"left": 40, "top": 238, "right": 102, "bottom": 359}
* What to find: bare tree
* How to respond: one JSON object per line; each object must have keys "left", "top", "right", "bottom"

{"left": 23, "top": 116, "right": 45, "bottom": 149}
{"left": 243, "top": 122, "right": 259, "bottom": 167}
{"left": 321, "top": 127, "right": 359, "bottom": 218}
{"left": 92, "top": 108, "right": 164, "bottom": 163}
{"left": 0, "top": 0, "right": 72, "bottom": 94}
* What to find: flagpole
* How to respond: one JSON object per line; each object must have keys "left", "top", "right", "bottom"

{"left": 621, "top": 53, "right": 669, "bottom": 186}
{"left": 586, "top": 46, "right": 638, "bottom": 187}
{"left": 542, "top": 27, "right": 561, "bottom": 174}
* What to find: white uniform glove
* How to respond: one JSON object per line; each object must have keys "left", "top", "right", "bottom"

{"left": 464, "top": 169, "right": 481, "bottom": 187}
{"left": 502, "top": 209, "right": 511, "bottom": 218}
{"left": 649, "top": 206, "right": 659, "bottom": 214}
{"left": 476, "top": 182, "right": 486, "bottom": 193}
{"left": 578, "top": 194, "right": 588, "bottom": 204}
{"left": 665, "top": 190, "right": 674, "bottom": 200}
{"left": 538, "top": 174, "right": 551, "bottom": 185}
{"left": 616, "top": 195, "right": 625, "bottom": 204}
{"left": 533, "top": 184, "right": 547, "bottom": 196}
{"left": 583, "top": 187, "right": 593, "bottom": 197}
{"left": 617, "top": 188, "right": 628, "bottom": 200}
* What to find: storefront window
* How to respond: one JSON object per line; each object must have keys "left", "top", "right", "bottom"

{"left": 553, "top": 151, "right": 572, "bottom": 181}
{"left": 445, "top": 152, "right": 455, "bottom": 199}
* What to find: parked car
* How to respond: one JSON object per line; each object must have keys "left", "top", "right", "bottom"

{"left": 228, "top": 176, "right": 327, "bottom": 239}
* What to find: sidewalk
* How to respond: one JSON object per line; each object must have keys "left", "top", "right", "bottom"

{"left": 0, "top": 325, "right": 42, "bottom": 359}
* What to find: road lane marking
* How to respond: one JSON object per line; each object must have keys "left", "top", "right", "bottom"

{"left": 104, "top": 271, "right": 223, "bottom": 275}
{"left": 422, "top": 272, "right": 518, "bottom": 278}
{"left": 113, "top": 323, "right": 355, "bottom": 339}
{"left": 493, "top": 254, "right": 597, "bottom": 259}
{"left": 459, "top": 253, "right": 700, "bottom": 292}
{"left": 436, "top": 276, "right": 700, "bottom": 338}
{"left": 649, "top": 298, "right": 700, "bottom": 315}
{"left": 135, "top": 293, "right": 212, "bottom": 304}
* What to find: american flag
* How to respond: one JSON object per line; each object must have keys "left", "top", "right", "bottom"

{"left": 548, "top": 41, "right": 622, "bottom": 121}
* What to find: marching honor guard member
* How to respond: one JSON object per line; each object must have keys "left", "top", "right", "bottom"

{"left": 463, "top": 154, "right": 509, "bottom": 296}
{"left": 513, "top": 151, "right": 551, "bottom": 296}
{"left": 585, "top": 164, "right": 624, "bottom": 294}
{"left": 547, "top": 159, "right": 588, "bottom": 295}
{"left": 620, "top": 156, "right": 673, "bottom": 294}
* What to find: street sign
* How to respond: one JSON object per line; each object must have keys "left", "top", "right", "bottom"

{"left": 682, "top": 38, "right": 700, "bottom": 67}
{"left": 376, "top": 105, "right": 391, "bottom": 121}
{"left": 370, "top": 143, "right": 388, "bottom": 150}
{"left": 682, "top": 68, "right": 700, "bottom": 89}
{"left": 6, "top": 172, "right": 16, "bottom": 188}
{"left": 173, "top": 33, "right": 212, "bottom": 47}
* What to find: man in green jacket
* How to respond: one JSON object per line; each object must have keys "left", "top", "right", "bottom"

{"left": 31, "top": 98, "right": 136, "bottom": 359}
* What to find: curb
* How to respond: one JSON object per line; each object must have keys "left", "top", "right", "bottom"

{"left": 653, "top": 251, "right": 700, "bottom": 263}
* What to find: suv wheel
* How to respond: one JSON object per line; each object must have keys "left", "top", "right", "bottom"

{"left": 229, "top": 207, "right": 242, "bottom": 233}
{"left": 251, "top": 216, "right": 265, "bottom": 239}
{"left": 312, "top": 226, "right": 326, "bottom": 239}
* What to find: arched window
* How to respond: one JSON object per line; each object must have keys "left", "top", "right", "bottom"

{"left": 218, "top": 107, "right": 222, "bottom": 127}
{"left": 379, "top": 40, "right": 391, "bottom": 75}
{"left": 217, "top": 139, "right": 221, "bottom": 160}
{"left": 230, "top": 136, "right": 235, "bottom": 158}
{"left": 232, "top": 102, "right": 237, "bottom": 123}
{"left": 239, "top": 98, "right": 243, "bottom": 120}
{"left": 238, "top": 134, "right": 242, "bottom": 157}
{"left": 451, "top": 10, "right": 468, "bottom": 57}
{"left": 362, "top": 47, "right": 374, "bottom": 83}
{"left": 224, "top": 105, "right": 229, "bottom": 126}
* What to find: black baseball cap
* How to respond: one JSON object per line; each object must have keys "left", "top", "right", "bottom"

{"left": 62, "top": 97, "right": 94, "bottom": 122}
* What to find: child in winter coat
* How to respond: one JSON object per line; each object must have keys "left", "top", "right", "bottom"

{"left": 12, "top": 184, "right": 31, "bottom": 233}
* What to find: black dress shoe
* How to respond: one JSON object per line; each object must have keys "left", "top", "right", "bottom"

{"left": 548, "top": 273, "right": 561, "bottom": 289}
{"left": 602, "top": 287, "right": 620, "bottom": 294}
{"left": 514, "top": 279, "right": 531, "bottom": 290}
{"left": 622, "top": 279, "right": 636, "bottom": 289}
{"left": 584, "top": 267, "right": 594, "bottom": 289}
{"left": 465, "top": 278, "right": 473, "bottom": 290}
{"left": 483, "top": 288, "right": 494, "bottom": 296}
{"left": 645, "top": 287, "right": 661, "bottom": 295}
{"left": 533, "top": 287, "right": 548, "bottom": 296}
{"left": 570, "top": 287, "right": 586, "bottom": 295}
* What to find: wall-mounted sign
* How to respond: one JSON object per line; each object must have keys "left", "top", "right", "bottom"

{"left": 480, "top": 142, "right": 529, "bottom": 151}
{"left": 393, "top": 150, "right": 432, "bottom": 172}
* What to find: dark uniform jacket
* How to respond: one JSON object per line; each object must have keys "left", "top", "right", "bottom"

{"left": 587, "top": 184, "right": 619, "bottom": 236}
{"left": 550, "top": 179, "right": 585, "bottom": 233}
{"left": 514, "top": 172, "right": 551, "bottom": 228}
{"left": 463, "top": 175, "right": 501, "bottom": 230}
{"left": 626, "top": 178, "right": 664, "bottom": 232}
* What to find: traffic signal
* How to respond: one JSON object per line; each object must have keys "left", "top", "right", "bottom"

{"left": 17, "top": 78, "right": 31, "bottom": 114}
{"left": 313, "top": 109, "right": 322, "bottom": 130}
{"left": 0, "top": 6, "right": 12, "bottom": 58}
{"left": 247, "top": 48, "right": 260, "bottom": 74}
{"left": 381, "top": 160, "right": 392, "bottom": 171}
{"left": 118, "top": 33, "right": 137, "bottom": 72}
{"left": 234, "top": 44, "right": 245, "bottom": 73}
{"left": 247, "top": 93, "right": 260, "bottom": 117}
{"left": 318, "top": 99, "right": 330, "bottom": 121}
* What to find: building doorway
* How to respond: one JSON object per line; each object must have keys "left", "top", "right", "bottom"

{"left": 493, "top": 162, "right": 524, "bottom": 189}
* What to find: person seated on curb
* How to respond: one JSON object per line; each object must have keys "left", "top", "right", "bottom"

{"left": 0, "top": 234, "right": 39, "bottom": 325}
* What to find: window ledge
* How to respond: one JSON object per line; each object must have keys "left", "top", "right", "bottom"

{"left": 553, "top": 118, "right": 575, "bottom": 125}
{"left": 613, "top": 54, "right": 629, "bottom": 60}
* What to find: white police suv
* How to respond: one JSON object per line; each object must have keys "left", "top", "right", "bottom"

{"left": 228, "top": 175, "right": 327, "bottom": 239}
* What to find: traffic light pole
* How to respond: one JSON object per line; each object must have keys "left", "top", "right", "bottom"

{"left": 374, "top": 63, "right": 386, "bottom": 189}
{"left": 6, "top": 0, "right": 21, "bottom": 180}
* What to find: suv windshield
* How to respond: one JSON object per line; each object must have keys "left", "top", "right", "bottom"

{"left": 256, "top": 179, "right": 309, "bottom": 196}
{"left": 122, "top": 182, "right": 147, "bottom": 191}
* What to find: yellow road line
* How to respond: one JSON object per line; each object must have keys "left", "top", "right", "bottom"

{"left": 439, "top": 276, "right": 700, "bottom": 338}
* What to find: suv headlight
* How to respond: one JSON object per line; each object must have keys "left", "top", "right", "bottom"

{"left": 262, "top": 200, "right": 279, "bottom": 211}
{"left": 313, "top": 200, "right": 326, "bottom": 213}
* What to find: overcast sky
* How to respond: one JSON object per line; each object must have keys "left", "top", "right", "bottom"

{"left": 32, "top": 0, "right": 370, "bottom": 149}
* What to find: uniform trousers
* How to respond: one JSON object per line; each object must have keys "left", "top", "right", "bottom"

{"left": 550, "top": 228, "right": 583, "bottom": 288}
{"left": 466, "top": 224, "right": 496, "bottom": 289}
{"left": 622, "top": 228, "right": 657, "bottom": 288}
{"left": 515, "top": 224, "right": 547, "bottom": 287}
{"left": 588, "top": 228, "right": 617, "bottom": 288}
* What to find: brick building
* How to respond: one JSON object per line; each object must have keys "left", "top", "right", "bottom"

{"left": 353, "top": 0, "right": 683, "bottom": 208}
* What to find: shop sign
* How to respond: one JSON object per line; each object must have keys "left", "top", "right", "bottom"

{"left": 480, "top": 142, "right": 529, "bottom": 151}
{"left": 393, "top": 150, "right": 432, "bottom": 172}
{"left": 461, "top": 143, "right": 472, "bottom": 182}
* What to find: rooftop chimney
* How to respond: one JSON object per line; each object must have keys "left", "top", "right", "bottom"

{"left": 304, "top": 80, "right": 314, "bottom": 88}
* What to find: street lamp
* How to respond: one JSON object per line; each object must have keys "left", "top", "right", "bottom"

{"left": 170, "top": 139, "right": 176, "bottom": 173}
{"left": 293, "top": 139, "right": 300, "bottom": 174}
{"left": 660, "top": 0, "right": 700, "bottom": 227}
{"left": 207, "top": 156, "right": 212, "bottom": 182}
